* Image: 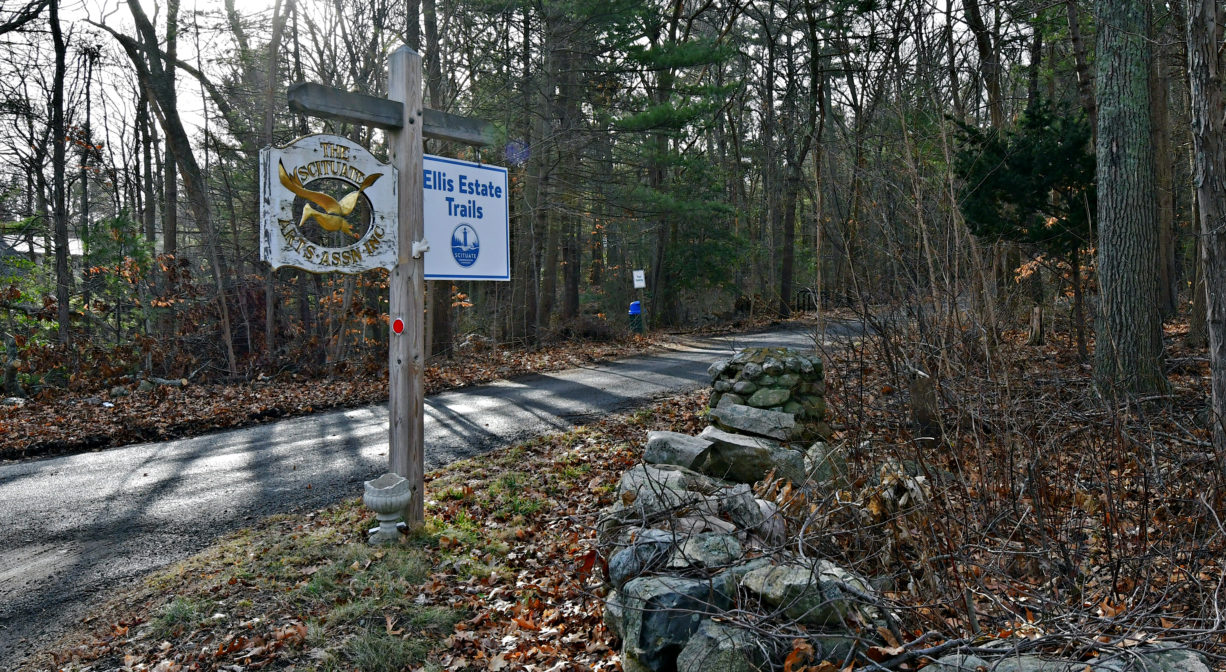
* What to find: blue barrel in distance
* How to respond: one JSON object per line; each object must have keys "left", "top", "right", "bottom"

{"left": 628, "top": 301, "right": 645, "bottom": 333}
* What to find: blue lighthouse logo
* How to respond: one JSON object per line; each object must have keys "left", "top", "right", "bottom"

{"left": 451, "top": 224, "right": 479, "bottom": 268}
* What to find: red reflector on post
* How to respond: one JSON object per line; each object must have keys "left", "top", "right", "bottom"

{"left": 392, "top": 318, "right": 404, "bottom": 334}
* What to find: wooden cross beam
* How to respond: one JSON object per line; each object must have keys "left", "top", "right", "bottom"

{"left": 286, "top": 46, "right": 494, "bottom": 529}
{"left": 287, "top": 82, "right": 496, "bottom": 146}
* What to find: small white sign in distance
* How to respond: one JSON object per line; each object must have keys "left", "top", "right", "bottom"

{"left": 423, "top": 154, "right": 510, "bottom": 281}
{"left": 633, "top": 269, "right": 646, "bottom": 289}
{"left": 260, "top": 134, "right": 399, "bottom": 273}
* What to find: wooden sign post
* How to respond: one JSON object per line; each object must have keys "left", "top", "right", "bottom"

{"left": 285, "top": 45, "right": 495, "bottom": 528}
{"left": 387, "top": 48, "right": 426, "bottom": 528}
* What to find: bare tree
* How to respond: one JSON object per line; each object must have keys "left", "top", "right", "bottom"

{"left": 1186, "top": 0, "right": 1226, "bottom": 454}
{"left": 1093, "top": 0, "right": 1165, "bottom": 393}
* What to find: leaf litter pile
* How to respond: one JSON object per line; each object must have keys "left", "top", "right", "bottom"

{"left": 22, "top": 318, "right": 1226, "bottom": 671}
{"left": 0, "top": 337, "right": 655, "bottom": 461}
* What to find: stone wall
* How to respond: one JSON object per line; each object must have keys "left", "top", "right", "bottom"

{"left": 707, "top": 347, "right": 832, "bottom": 443}
{"left": 596, "top": 348, "right": 1211, "bottom": 672}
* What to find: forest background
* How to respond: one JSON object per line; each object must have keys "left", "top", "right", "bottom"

{"left": 11, "top": 0, "right": 1226, "bottom": 668}
{"left": 1, "top": 0, "right": 1226, "bottom": 451}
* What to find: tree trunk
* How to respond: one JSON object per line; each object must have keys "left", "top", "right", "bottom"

{"left": 1186, "top": 0, "right": 1226, "bottom": 454}
{"left": 50, "top": 0, "right": 71, "bottom": 346}
{"left": 79, "top": 49, "right": 94, "bottom": 329}
{"left": 162, "top": 1, "right": 178, "bottom": 257}
{"left": 138, "top": 96, "right": 157, "bottom": 243}
{"left": 1149, "top": 20, "right": 1178, "bottom": 319}
{"left": 262, "top": 0, "right": 289, "bottom": 361}
{"left": 1188, "top": 234, "right": 1208, "bottom": 348}
{"left": 511, "top": 7, "right": 537, "bottom": 343}
{"left": 778, "top": 170, "right": 800, "bottom": 318}
{"left": 538, "top": 217, "right": 559, "bottom": 329}
{"left": 1026, "top": 20, "right": 1042, "bottom": 108}
{"left": 423, "top": 0, "right": 453, "bottom": 358}
{"left": 1066, "top": 0, "right": 1097, "bottom": 136}
{"left": 1094, "top": 0, "right": 1165, "bottom": 394}
{"left": 1071, "top": 249, "right": 1088, "bottom": 361}
{"left": 962, "top": 0, "right": 1004, "bottom": 129}
{"left": 114, "top": 0, "right": 238, "bottom": 377}
{"left": 1027, "top": 306, "right": 1044, "bottom": 346}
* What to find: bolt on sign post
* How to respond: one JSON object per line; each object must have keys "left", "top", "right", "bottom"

{"left": 268, "top": 45, "right": 501, "bottom": 529}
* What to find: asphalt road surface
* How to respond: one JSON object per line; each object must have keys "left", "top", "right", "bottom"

{"left": 0, "top": 323, "right": 853, "bottom": 668}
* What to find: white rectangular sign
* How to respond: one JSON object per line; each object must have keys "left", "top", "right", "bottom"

{"left": 423, "top": 155, "right": 510, "bottom": 281}
{"left": 632, "top": 269, "right": 646, "bottom": 289}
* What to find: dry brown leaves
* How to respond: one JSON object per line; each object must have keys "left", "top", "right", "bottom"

{"left": 0, "top": 336, "right": 655, "bottom": 461}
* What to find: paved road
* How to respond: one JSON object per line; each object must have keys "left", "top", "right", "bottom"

{"left": 0, "top": 324, "right": 849, "bottom": 668}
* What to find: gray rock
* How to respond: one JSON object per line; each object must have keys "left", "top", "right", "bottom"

{"left": 138, "top": 379, "right": 155, "bottom": 392}
{"left": 763, "top": 358, "right": 785, "bottom": 376}
{"left": 603, "top": 464, "right": 727, "bottom": 536}
{"left": 619, "top": 462, "right": 726, "bottom": 497}
{"left": 608, "top": 528, "right": 676, "bottom": 588}
{"left": 604, "top": 590, "right": 625, "bottom": 639}
{"left": 924, "top": 650, "right": 1209, "bottom": 672}
{"left": 733, "top": 380, "right": 759, "bottom": 395}
{"left": 699, "top": 427, "right": 806, "bottom": 484}
{"left": 757, "top": 375, "right": 777, "bottom": 387}
{"left": 714, "top": 379, "right": 733, "bottom": 392}
{"left": 812, "top": 633, "right": 863, "bottom": 665}
{"left": 676, "top": 621, "right": 765, "bottom": 672}
{"left": 782, "top": 400, "right": 804, "bottom": 416}
{"left": 717, "top": 484, "right": 763, "bottom": 529}
{"left": 1141, "top": 645, "right": 1213, "bottom": 672}
{"left": 715, "top": 557, "right": 773, "bottom": 595}
{"left": 620, "top": 576, "right": 730, "bottom": 671}
{"left": 741, "top": 561, "right": 877, "bottom": 627}
{"left": 754, "top": 499, "right": 786, "bottom": 545}
{"left": 700, "top": 425, "right": 780, "bottom": 450}
{"left": 926, "top": 654, "right": 992, "bottom": 671}
{"left": 109, "top": 386, "right": 130, "bottom": 398}
{"left": 797, "top": 357, "right": 814, "bottom": 374}
{"left": 2, "top": 396, "right": 26, "bottom": 407}
{"left": 720, "top": 393, "right": 746, "bottom": 406}
{"left": 707, "top": 359, "right": 731, "bottom": 382}
{"left": 747, "top": 387, "right": 791, "bottom": 408}
{"left": 621, "top": 654, "right": 653, "bottom": 672}
{"left": 709, "top": 400, "right": 796, "bottom": 441}
{"left": 645, "top": 431, "right": 713, "bottom": 470}
{"left": 776, "top": 373, "right": 800, "bottom": 388}
{"left": 741, "top": 362, "right": 763, "bottom": 380}
{"left": 785, "top": 356, "right": 803, "bottom": 372}
{"left": 805, "top": 442, "right": 849, "bottom": 490}
{"left": 668, "top": 532, "right": 743, "bottom": 569}
{"left": 807, "top": 356, "right": 824, "bottom": 376}
{"left": 671, "top": 513, "right": 740, "bottom": 538}
{"left": 716, "top": 485, "right": 785, "bottom": 545}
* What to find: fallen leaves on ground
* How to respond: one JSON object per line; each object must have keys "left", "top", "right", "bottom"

{"left": 0, "top": 336, "right": 657, "bottom": 461}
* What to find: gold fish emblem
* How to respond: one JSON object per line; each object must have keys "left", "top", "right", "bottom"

{"left": 278, "top": 160, "right": 382, "bottom": 238}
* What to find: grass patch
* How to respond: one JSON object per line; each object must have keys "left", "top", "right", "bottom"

{"left": 339, "top": 628, "right": 433, "bottom": 672}
{"left": 148, "top": 597, "right": 203, "bottom": 639}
